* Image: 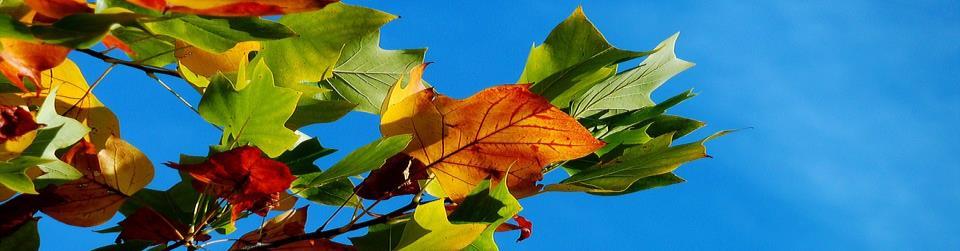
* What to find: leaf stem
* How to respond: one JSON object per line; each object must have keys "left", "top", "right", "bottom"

{"left": 76, "top": 48, "right": 181, "bottom": 78}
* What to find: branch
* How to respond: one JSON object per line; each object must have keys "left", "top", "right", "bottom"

{"left": 76, "top": 48, "right": 181, "bottom": 78}
{"left": 237, "top": 199, "right": 430, "bottom": 251}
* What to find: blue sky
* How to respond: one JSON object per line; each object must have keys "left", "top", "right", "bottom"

{"left": 39, "top": 0, "right": 959, "bottom": 250}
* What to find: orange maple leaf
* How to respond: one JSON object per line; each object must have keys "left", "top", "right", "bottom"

{"left": 380, "top": 65, "right": 605, "bottom": 201}
{"left": 126, "top": 0, "right": 339, "bottom": 17}
{"left": 0, "top": 39, "right": 70, "bottom": 94}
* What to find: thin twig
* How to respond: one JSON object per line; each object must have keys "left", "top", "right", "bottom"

{"left": 237, "top": 199, "right": 432, "bottom": 251}
{"left": 64, "top": 63, "right": 116, "bottom": 115}
{"left": 146, "top": 72, "right": 199, "bottom": 114}
{"left": 77, "top": 48, "right": 181, "bottom": 78}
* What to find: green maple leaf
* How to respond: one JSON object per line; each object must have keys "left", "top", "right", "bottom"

{"left": 259, "top": 3, "right": 396, "bottom": 89}
{"left": 198, "top": 60, "right": 301, "bottom": 157}
{"left": 395, "top": 200, "right": 487, "bottom": 250}
{"left": 449, "top": 178, "right": 522, "bottom": 251}
{"left": 571, "top": 33, "right": 694, "bottom": 118}
{"left": 519, "top": 6, "right": 649, "bottom": 107}
{"left": 317, "top": 31, "right": 426, "bottom": 114}
{"left": 21, "top": 86, "right": 88, "bottom": 185}
{"left": 549, "top": 131, "right": 729, "bottom": 194}
{"left": 142, "top": 15, "right": 295, "bottom": 53}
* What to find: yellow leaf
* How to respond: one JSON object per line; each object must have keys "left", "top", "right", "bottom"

{"left": 396, "top": 200, "right": 487, "bottom": 250}
{"left": 380, "top": 67, "right": 604, "bottom": 201}
{"left": 0, "top": 59, "right": 120, "bottom": 150}
{"left": 175, "top": 40, "right": 260, "bottom": 80}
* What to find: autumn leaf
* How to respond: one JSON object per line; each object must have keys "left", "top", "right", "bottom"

{"left": 24, "top": 0, "right": 91, "bottom": 20}
{"left": 117, "top": 207, "right": 188, "bottom": 244}
{"left": 380, "top": 67, "right": 604, "bottom": 201}
{"left": 0, "top": 195, "right": 43, "bottom": 238}
{"left": 355, "top": 153, "right": 429, "bottom": 200}
{"left": 176, "top": 40, "right": 259, "bottom": 78}
{"left": 40, "top": 136, "right": 154, "bottom": 227}
{"left": 100, "top": 34, "right": 133, "bottom": 55}
{"left": 0, "top": 105, "right": 38, "bottom": 143}
{"left": 0, "top": 59, "right": 120, "bottom": 150}
{"left": 165, "top": 146, "right": 296, "bottom": 221}
{"left": 126, "top": 0, "right": 339, "bottom": 17}
{"left": 229, "top": 207, "right": 355, "bottom": 250}
{"left": 0, "top": 39, "right": 70, "bottom": 93}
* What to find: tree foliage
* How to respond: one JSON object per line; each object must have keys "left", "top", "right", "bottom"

{"left": 0, "top": 1, "right": 727, "bottom": 250}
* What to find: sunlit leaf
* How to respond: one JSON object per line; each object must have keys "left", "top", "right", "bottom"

{"left": 41, "top": 136, "right": 154, "bottom": 227}
{"left": 294, "top": 134, "right": 411, "bottom": 188}
{"left": 125, "top": 0, "right": 339, "bottom": 17}
{"left": 0, "top": 39, "right": 70, "bottom": 93}
{"left": 142, "top": 15, "right": 294, "bottom": 53}
{"left": 449, "top": 178, "right": 522, "bottom": 251}
{"left": 380, "top": 68, "right": 604, "bottom": 201}
{"left": 166, "top": 146, "right": 295, "bottom": 220}
{"left": 547, "top": 131, "right": 729, "bottom": 194}
{"left": 519, "top": 7, "right": 648, "bottom": 107}
{"left": 198, "top": 60, "right": 300, "bottom": 157}
{"left": 24, "top": 0, "right": 91, "bottom": 20}
{"left": 394, "top": 200, "right": 487, "bottom": 250}
{"left": 19, "top": 86, "right": 87, "bottom": 184}
{"left": 316, "top": 31, "right": 426, "bottom": 114}
{"left": 175, "top": 40, "right": 259, "bottom": 78}
{"left": 259, "top": 3, "right": 394, "bottom": 89}
{"left": 571, "top": 33, "right": 694, "bottom": 117}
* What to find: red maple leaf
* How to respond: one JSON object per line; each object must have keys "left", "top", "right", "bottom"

{"left": 355, "top": 154, "right": 429, "bottom": 200}
{"left": 0, "top": 105, "right": 39, "bottom": 143}
{"left": 118, "top": 207, "right": 210, "bottom": 244}
{"left": 165, "top": 146, "right": 295, "bottom": 220}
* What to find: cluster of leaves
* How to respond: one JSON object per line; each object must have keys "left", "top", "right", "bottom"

{"left": 0, "top": 1, "right": 726, "bottom": 250}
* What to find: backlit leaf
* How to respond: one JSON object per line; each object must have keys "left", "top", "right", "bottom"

{"left": 125, "top": 0, "right": 339, "bottom": 17}
{"left": 316, "top": 31, "right": 426, "bottom": 114}
{"left": 0, "top": 39, "right": 70, "bottom": 93}
{"left": 548, "top": 131, "right": 728, "bottom": 194}
{"left": 380, "top": 68, "right": 604, "bottom": 201}
{"left": 571, "top": 33, "right": 694, "bottom": 117}
{"left": 259, "top": 3, "right": 394, "bottom": 89}
{"left": 198, "top": 60, "right": 300, "bottom": 157}
{"left": 141, "top": 15, "right": 294, "bottom": 53}
{"left": 519, "top": 7, "right": 649, "bottom": 107}
{"left": 41, "top": 136, "right": 154, "bottom": 227}
{"left": 294, "top": 134, "right": 411, "bottom": 188}
{"left": 19, "top": 86, "right": 87, "bottom": 184}
{"left": 395, "top": 200, "right": 487, "bottom": 250}
{"left": 449, "top": 178, "right": 522, "bottom": 251}
{"left": 175, "top": 40, "right": 259, "bottom": 78}
{"left": 165, "top": 146, "right": 295, "bottom": 220}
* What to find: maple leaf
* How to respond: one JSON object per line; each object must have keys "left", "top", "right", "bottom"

{"left": 117, "top": 207, "right": 196, "bottom": 244}
{"left": 165, "top": 146, "right": 296, "bottom": 220}
{"left": 197, "top": 60, "right": 300, "bottom": 157}
{"left": 0, "top": 59, "right": 120, "bottom": 149}
{"left": 229, "top": 207, "right": 355, "bottom": 250}
{"left": 175, "top": 40, "right": 260, "bottom": 78}
{"left": 380, "top": 66, "right": 605, "bottom": 201}
{"left": 41, "top": 136, "right": 155, "bottom": 227}
{"left": 0, "top": 105, "right": 39, "bottom": 143}
{"left": 24, "top": 0, "right": 92, "bottom": 20}
{"left": 125, "top": 0, "right": 339, "bottom": 17}
{"left": 355, "top": 153, "right": 429, "bottom": 200}
{"left": 0, "top": 39, "right": 70, "bottom": 93}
